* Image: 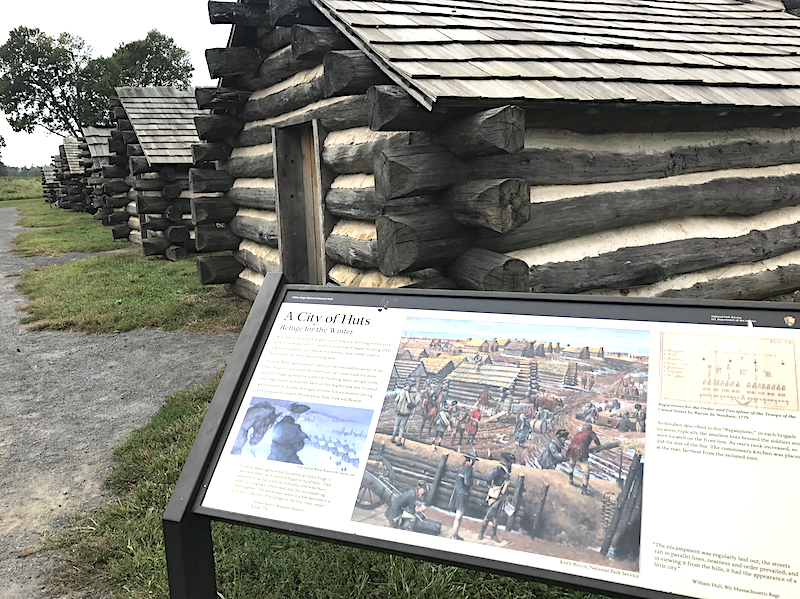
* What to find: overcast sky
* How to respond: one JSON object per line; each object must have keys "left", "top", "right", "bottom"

{"left": 1, "top": 1, "right": 232, "bottom": 167}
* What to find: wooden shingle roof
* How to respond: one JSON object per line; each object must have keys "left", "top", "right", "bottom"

{"left": 61, "top": 137, "right": 84, "bottom": 175}
{"left": 115, "top": 87, "right": 203, "bottom": 165}
{"left": 314, "top": 0, "right": 800, "bottom": 109}
{"left": 81, "top": 127, "right": 113, "bottom": 160}
{"left": 446, "top": 361, "right": 520, "bottom": 387}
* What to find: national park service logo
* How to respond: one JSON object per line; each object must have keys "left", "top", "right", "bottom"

{"left": 785, "top": 315, "right": 796, "bottom": 327}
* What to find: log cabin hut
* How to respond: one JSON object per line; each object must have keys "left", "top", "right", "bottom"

{"left": 110, "top": 87, "right": 207, "bottom": 261}
{"left": 56, "top": 137, "right": 90, "bottom": 212}
{"left": 41, "top": 164, "right": 60, "bottom": 204}
{"left": 196, "top": 0, "right": 800, "bottom": 301}
{"left": 81, "top": 127, "right": 115, "bottom": 219}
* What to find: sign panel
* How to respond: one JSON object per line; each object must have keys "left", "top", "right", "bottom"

{"left": 190, "top": 282, "right": 800, "bottom": 599}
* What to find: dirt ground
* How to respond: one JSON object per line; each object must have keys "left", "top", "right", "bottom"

{"left": 0, "top": 207, "right": 239, "bottom": 598}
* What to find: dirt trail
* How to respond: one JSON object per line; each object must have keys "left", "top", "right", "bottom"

{"left": 0, "top": 207, "right": 239, "bottom": 598}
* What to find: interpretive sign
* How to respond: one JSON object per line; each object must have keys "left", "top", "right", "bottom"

{"left": 165, "top": 273, "right": 800, "bottom": 599}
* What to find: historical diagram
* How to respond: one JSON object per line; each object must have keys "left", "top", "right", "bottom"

{"left": 231, "top": 397, "right": 373, "bottom": 473}
{"left": 661, "top": 332, "right": 799, "bottom": 412}
{"left": 352, "top": 317, "right": 650, "bottom": 571}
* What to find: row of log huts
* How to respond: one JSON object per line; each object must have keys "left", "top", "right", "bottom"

{"left": 36, "top": 0, "right": 800, "bottom": 304}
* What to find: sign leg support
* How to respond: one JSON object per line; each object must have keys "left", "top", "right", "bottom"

{"left": 163, "top": 512, "right": 217, "bottom": 599}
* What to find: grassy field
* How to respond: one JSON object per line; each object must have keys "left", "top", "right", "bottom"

{"left": 0, "top": 176, "right": 42, "bottom": 202}
{"left": 11, "top": 200, "right": 129, "bottom": 255}
{"left": 16, "top": 252, "right": 250, "bottom": 334}
{"left": 49, "top": 374, "right": 608, "bottom": 599}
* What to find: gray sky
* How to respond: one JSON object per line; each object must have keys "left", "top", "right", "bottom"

{"left": 1, "top": 1, "right": 231, "bottom": 167}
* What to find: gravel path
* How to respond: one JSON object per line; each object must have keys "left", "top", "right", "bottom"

{"left": 0, "top": 207, "right": 239, "bottom": 598}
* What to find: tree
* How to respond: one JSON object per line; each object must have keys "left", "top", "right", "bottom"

{"left": 0, "top": 27, "right": 193, "bottom": 137}
{"left": 0, "top": 135, "right": 6, "bottom": 176}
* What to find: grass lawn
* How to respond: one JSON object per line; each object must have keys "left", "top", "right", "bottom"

{"left": 16, "top": 252, "right": 250, "bottom": 334}
{"left": 49, "top": 374, "right": 608, "bottom": 599}
{"left": 11, "top": 200, "right": 130, "bottom": 255}
{"left": 0, "top": 176, "right": 42, "bottom": 202}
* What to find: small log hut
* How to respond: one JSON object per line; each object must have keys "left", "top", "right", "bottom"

{"left": 54, "top": 137, "right": 90, "bottom": 212}
{"left": 195, "top": 0, "right": 800, "bottom": 301}
{"left": 111, "top": 87, "right": 207, "bottom": 260}
{"left": 41, "top": 164, "right": 60, "bottom": 204}
{"left": 81, "top": 127, "right": 114, "bottom": 220}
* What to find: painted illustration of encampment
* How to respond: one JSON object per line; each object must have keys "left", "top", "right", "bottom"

{"left": 231, "top": 397, "right": 373, "bottom": 474}
{"left": 352, "top": 316, "right": 650, "bottom": 571}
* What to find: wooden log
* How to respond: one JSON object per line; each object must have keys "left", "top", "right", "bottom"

{"left": 528, "top": 222, "right": 800, "bottom": 294}
{"left": 256, "top": 26, "right": 292, "bottom": 54}
{"left": 325, "top": 234, "right": 378, "bottom": 269}
{"left": 240, "top": 46, "right": 317, "bottom": 91}
{"left": 194, "top": 115, "right": 244, "bottom": 142}
{"left": 191, "top": 196, "right": 237, "bottom": 225}
{"left": 112, "top": 106, "right": 127, "bottom": 119}
{"left": 192, "top": 143, "right": 232, "bottom": 164}
{"left": 367, "top": 85, "right": 449, "bottom": 131}
{"left": 229, "top": 211, "right": 279, "bottom": 247}
{"left": 162, "top": 183, "right": 186, "bottom": 200}
{"left": 127, "top": 144, "right": 144, "bottom": 157}
{"left": 238, "top": 122, "right": 274, "bottom": 147}
{"left": 375, "top": 146, "right": 468, "bottom": 201}
{"left": 227, "top": 186, "right": 276, "bottom": 210}
{"left": 206, "top": 47, "right": 263, "bottom": 78}
{"left": 609, "top": 465, "right": 643, "bottom": 555}
{"left": 426, "top": 453, "right": 449, "bottom": 508}
{"left": 165, "top": 225, "right": 191, "bottom": 244}
{"left": 208, "top": 1, "right": 271, "bottom": 27}
{"left": 137, "top": 196, "right": 191, "bottom": 215}
{"left": 435, "top": 106, "right": 525, "bottom": 159}
{"left": 321, "top": 132, "right": 410, "bottom": 175}
{"left": 132, "top": 178, "right": 167, "bottom": 192}
{"left": 197, "top": 255, "right": 244, "bottom": 285}
{"left": 481, "top": 171, "right": 800, "bottom": 253}
{"left": 108, "top": 154, "right": 128, "bottom": 167}
{"left": 112, "top": 225, "right": 131, "bottom": 240}
{"left": 102, "top": 179, "right": 129, "bottom": 195}
{"left": 235, "top": 240, "right": 281, "bottom": 275}
{"left": 506, "top": 475, "right": 525, "bottom": 531}
{"left": 129, "top": 156, "right": 155, "bottom": 175}
{"left": 117, "top": 119, "right": 133, "bottom": 131}
{"left": 324, "top": 50, "right": 391, "bottom": 98}
{"left": 291, "top": 24, "right": 353, "bottom": 61}
{"left": 376, "top": 210, "right": 477, "bottom": 276}
{"left": 230, "top": 273, "right": 262, "bottom": 303}
{"left": 159, "top": 166, "right": 188, "bottom": 182}
{"left": 530, "top": 483, "right": 550, "bottom": 539}
{"left": 101, "top": 165, "right": 128, "bottom": 178}
{"left": 107, "top": 211, "right": 130, "bottom": 225}
{"left": 195, "top": 224, "right": 241, "bottom": 252}
{"left": 325, "top": 186, "right": 436, "bottom": 220}
{"left": 195, "top": 87, "right": 251, "bottom": 111}
{"left": 447, "top": 248, "right": 528, "bottom": 292}
{"left": 270, "top": 0, "right": 327, "bottom": 26}
{"left": 443, "top": 178, "right": 530, "bottom": 234}
{"left": 601, "top": 454, "right": 640, "bottom": 555}
{"left": 219, "top": 153, "right": 274, "bottom": 178}
{"left": 122, "top": 131, "right": 138, "bottom": 145}
{"left": 142, "top": 234, "right": 171, "bottom": 257}
{"left": 165, "top": 245, "right": 189, "bottom": 262}
{"left": 140, "top": 217, "right": 170, "bottom": 234}
{"left": 190, "top": 169, "right": 234, "bottom": 193}
{"left": 657, "top": 263, "right": 800, "bottom": 300}
{"left": 241, "top": 74, "right": 325, "bottom": 121}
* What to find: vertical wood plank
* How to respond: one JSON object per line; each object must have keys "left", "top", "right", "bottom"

{"left": 274, "top": 125, "right": 311, "bottom": 283}
{"left": 312, "top": 120, "right": 335, "bottom": 284}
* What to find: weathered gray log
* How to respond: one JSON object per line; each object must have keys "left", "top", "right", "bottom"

{"left": 190, "top": 169, "right": 234, "bottom": 193}
{"left": 105, "top": 194, "right": 130, "bottom": 209}
{"left": 108, "top": 154, "right": 127, "bottom": 167}
{"left": 324, "top": 50, "right": 391, "bottom": 98}
{"left": 102, "top": 179, "right": 129, "bottom": 195}
{"left": 159, "top": 166, "right": 188, "bottom": 182}
{"left": 270, "top": 0, "right": 327, "bottom": 26}
{"left": 164, "top": 225, "right": 191, "bottom": 244}
{"left": 122, "top": 131, "right": 138, "bottom": 145}
{"left": 127, "top": 144, "right": 144, "bottom": 157}
{"left": 443, "top": 178, "right": 530, "bottom": 234}
{"left": 241, "top": 75, "right": 325, "bottom": 121}
{"left": 117, "top": 119, "right": 133, "bottom": 131}
{"left": 140, "top": 217, "right": 171, "bottom": 234}
{"left": 112, "top": 106, "right": 127, "bottom": 120}
{"left": 132, "top": 178, "right": 167, "bottom": 192}
{"left": 256, "top": 26, "right": 292, "bottom": 53}
{"left": 325, "top": 235, "right": 378, "bottom": 269}
{"left": 435, "top": 106, "right": 525, "bottom": 159}
{"left": 230, "top": 275, "right": 261, "bottom": 302}
{"left": 375, "top": 146, "right": 468, "bottom": 201}
{"left": 165, "top": 245, "right": 189, "bottom": 262}
{"left": 164, "top": 204, "right": 186, "bottom": 223}
{"left": 529, "top": 223, "right": 800, "bottom": 294}
{"left": 601, "top": 455, "right": 641, "bottom": 555}
{"left": 376, "top": 210, "right": 477, "bottom": 276}
{"left": 195, "top": 87, "right": 251, "bottom": 111}
{"left": 195, "top": 225, "right": 241, "bottom": 252}
{"left": 229, "top": 213, "right": 279, "bottom": 247}
{"left": 291, "top": 24, "right": 353, "bottom": 61}
{"left": 137, "top": 197, "right": 191, "bottom": 215}
{"left": 447, "top": 248, "right": 529, "bottom": 292}
{"left": 235, "top": 245, "right": 281, "bottom": 276}
{"left": 142, "top": 235, "right": 171, "bottom": 257}
{"left": 322, "top": 132, "right": 410, "bottom": 175}
{"left": 106, "top": 211, "right": 130, "bottom": 225}
{"left": 657, "top": 264, "right": 800, "bottom": 300}
{"left": 162, "top": 183, "right": 187, "bottom": 200}
{"left": 238, "top": 123, "right": 274, "bottom": 147}
{"left": 269, "top": 94, "right": 369, "bottom": 131}
{"left": 219, "top": 153, "right": 274, "bottom": 178}
{"left": 530, "top": 483, "right": 550, "bottom": 539}
{"left": 325, "top": 187, "right": 436, "bottom": 220}
{"left": 101, "top": 165, "right": 128, "bottom": 178}
{"left": 129, "top": 156, "right": 155, "bottom": 176}
{"left": 191, "top": 196, "right": 237, "bottom": 225}
{"left": 110, "top": 129, "right": 124, "bottom": 140}
{"left": 195, "top": 115, "right": 244, "bottom": 142}
{"left": 481, "top": 172, "right": 800, "bottom": 253}
{"left": 112, "top": 225, "right": 131, "bottom": 239}
{"left": 197, "top": 254, "right": 245, "bottom": 285}
{"left": 192, "top": 143, "right": 232, "bottom": 164}
{"left": 226, "top": 186, "right": 276, "bottom": 210}
{"left": 108, "top": 139, "right": 125, "bottom": 154}
{"left": 206, "top": 47, "right": 263, "bottom": 79}
{"left": 241, "top": 46, "right": 318, "bottom": 90}
{"left": 208, "top": 1, "right": 271, "bottom": 27}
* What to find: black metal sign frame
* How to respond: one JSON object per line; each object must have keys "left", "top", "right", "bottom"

{"left": 164, "top": 272, "right": 800, "bottom": 599}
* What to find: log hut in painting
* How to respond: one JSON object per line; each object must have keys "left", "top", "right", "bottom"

{"left": 109, "top": 87, "right": 206, "bottom": 261}
{"left": 195, "top": 0, "right": 800, "bottom": 301}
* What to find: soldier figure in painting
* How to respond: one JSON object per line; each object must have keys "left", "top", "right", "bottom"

{"left": 539, "top": 429, "right": 569, "bottom": 469}
{"left": 479, "top": 452, "right": 515, "bottom": 542}
{"left": 514, "top": 412, "right": 532, "bottom": 446}
{"left": 466, "top": 405, "right": 481, "bottom": 444}
{"left": 450, "top": 403, "right": 468, "bottom": 445}
{"left": 432, "top": 400, "right": 455, "bottom": 446}
{"left": 564, "top": 423, "right": 601, "bottom": 496}
{"left": 450, "top": 452, "right": 479, "bottom": 540}
{"left": 268, "top": 404, "right": 311, "bottom": 464}
{"left": 385, "top": 480, "right": 429, "bottom": 529}
{"left": 391, "top": 377, "right": 420, "bottom": 445}
{"left": 634, "top": 403, "right": 647, "bottom": 432}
